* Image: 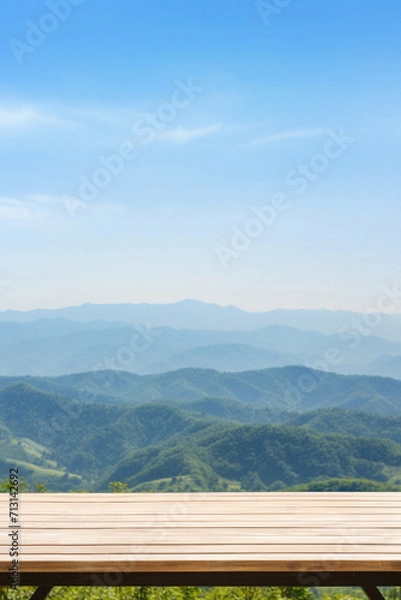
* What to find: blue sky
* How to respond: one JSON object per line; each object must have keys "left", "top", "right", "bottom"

{"left": 1, "top": 0, "right": 401, "bottom": 312}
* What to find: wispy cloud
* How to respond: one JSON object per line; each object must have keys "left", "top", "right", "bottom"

{"left": 246, "top": 128, "right": 328, "bottom": 148}
{"left": 157, "top": 123, "right": 222, "bottom": 144}
{"left": 0, "top": 198, "right": 32, "bottom": 220}
{"left": 1, "top": 102, "right": 213, "bottom": 141}
{"left": 0, "top": 103, "right": 139, "bottom": 135}
{"left": 0, "top": 99, "right": 223, "bottom": 146}
{"left": 59, "top": 105, "right": 147, "bottom": 129}
{"left": 26, "top": 194, "right": 60, "bottom": 204}
{"left": 0, "top": 107, "right": 63, "bottom": 130}
{"left": 0, "top": 195, "right": 59, "bottom": 220}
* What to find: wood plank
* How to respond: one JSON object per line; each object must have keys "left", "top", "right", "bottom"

{"left": 9, "top": 557, "right": 401, "bottom": 573}
{"left": 5, "top": 494, "right": 400, "bottom": 503}
{"left": 6, "top": 520, "right": 400, "bottom": 528}
{"left": 15, "top": 534, "right": 401, "bottom": 546}
{"left": 15, "top": 494, "right": 393, "bottom": 499}
{"left": 1, "top": 544, "right": 400, "bottom": 554}
{"left": 0, "top": 492, "right": 400, "bottom": 582}
{"left": 6, "top": 512, "right": 401, "bottom": 520}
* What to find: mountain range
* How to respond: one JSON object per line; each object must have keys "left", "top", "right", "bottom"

{"left": 2, "top": 300, "right": 401, "bottom": 340}
{"left": 0, "top": 325, "right": 399, "bottom": 379}
{"left": 2, "top": 365, "right": 401, "bottom": 414}
{"left": 2, "top": 366, "right": 401, "bottom": 492}
{"left": 2, "top": 301, "right": 401, "bottom": 493}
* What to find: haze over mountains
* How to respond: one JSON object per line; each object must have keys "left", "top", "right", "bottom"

{"left": 2, "top": 300, "right": 401, "bottom": 493}
{"left": 1, "top": 300, "right": 401, "bottom": 379}
{"left": 2, "top": 299, "right": 401, "bottom": 339}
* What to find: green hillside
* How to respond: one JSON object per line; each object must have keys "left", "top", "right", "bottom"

{"left": 0, "top": 382, "right": 225, "bottom": 489}
{"left": 285, "top": 408, "right": 401, "bottom": 444}
{"left": 100, "top": 422, "right": 401, "bottom": 492}
{"left": 2, "top": 365, "right": 401, "bottom": 414}
{"left": 2, "top": 369, "right": 401, "bottom": 492}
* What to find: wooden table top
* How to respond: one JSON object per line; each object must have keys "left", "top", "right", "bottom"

{"left": 1, "top": 492, "right": 401, "bottom": 587}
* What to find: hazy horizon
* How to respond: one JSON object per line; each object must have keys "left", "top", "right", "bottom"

{"left": 1, "top": 297, "right": 401, "bottom": 318}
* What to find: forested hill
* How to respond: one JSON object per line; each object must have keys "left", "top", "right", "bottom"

{"left": 2, "top": 375, "right": 401, "bottom": 492}
{"left": 100, "top": 421, "right": 401, "bottom": 492}
{"left": 1, "top": 365, "right": 401, "bottom": 414}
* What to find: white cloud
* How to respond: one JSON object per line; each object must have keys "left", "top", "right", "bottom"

{"left": 0, "top": 107, "right": 62, "bottom": 130}
{"left": 0, "top": 197, "right": 33, "bottom": 220}
{"left": 247, "top": 128, "right": 328, "bottom": 148}
{"left": 59, "top": 105, "right": 147, "bottom": 129}
{"left": 0, "top": 195, "right": 60, "bottom": 220}
{"left": 26, "top": 194, "right": 59, "bottom": 204}
{"left": 157, "top": 123, "right": 222, "bottom": 144}
{"left": 0, "top": 101, "right": 223, "bottom": 145}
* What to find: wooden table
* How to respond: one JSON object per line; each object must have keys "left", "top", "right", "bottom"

{"left": 1, "top": 493, "right": 401, "bottom": 600}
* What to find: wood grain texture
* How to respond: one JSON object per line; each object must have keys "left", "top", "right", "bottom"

{"left": 1, "top": 493, "right": 400, "bottom": 579}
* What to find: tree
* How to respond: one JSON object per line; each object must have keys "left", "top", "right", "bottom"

{"left": 181, "top": 588, "right": 200, "bottom": 600}
{"left": 109, "top": 481, "right": 129, "bottom": 493}
{"left": 280, "top": 588, "right": 315, "bottom": 600}
{"left": 0, "top": 477, "right": 29, "bottom": 492}
{"left": 35, "top": 483, "right": 48, "bottom": 493}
